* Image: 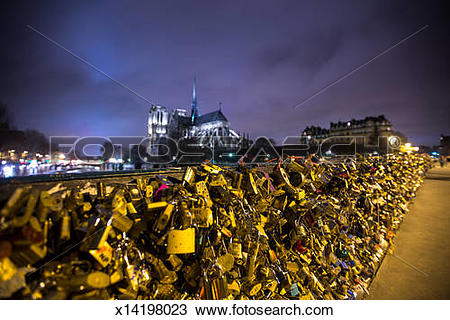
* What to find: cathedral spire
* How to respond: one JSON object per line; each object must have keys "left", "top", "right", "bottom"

{"left": 191, "top": 75, "right": 199, "bottom": 123}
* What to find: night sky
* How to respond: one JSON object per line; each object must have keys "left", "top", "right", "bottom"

{"left": 1, "top": 0, "right": 449, "bottom": 146}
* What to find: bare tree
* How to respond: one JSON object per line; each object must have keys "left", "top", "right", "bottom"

{"left": 0, "top": 101, "right": 14, "bottom": 130}
{"left": 23, "top": 129, "right": 49, "bottom": 154}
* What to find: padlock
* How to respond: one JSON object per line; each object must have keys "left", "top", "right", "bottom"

{"left": 123, "top": 248, "right": 141, "bottom": 291}
{"left": 126, "top": 201, "right": 137, "bottom": 214}
{"left": 194, "top": 181, "right": 213, "bottom": 207}
{"left": 110, "top": 189, "right": 128, "bottom": 216}
{"left": 245, "top": 241, "right": 259, "bottom": 280}
{"left": 201, "top": 162, "right": 222, "bottom": 174}
{"left": 152, "top": 283, "right": 183, "bottom": 300}
{"left": 59, "top": 209, "right": 71, "bottom": 241}
{"left": 228, "top": 238, "right": 243, "bottom": 259}
{"left": 191, "top": 197, "right": 213, "bottom": 228}
{"left": 216, "top": 253, "right": 234, "bottom": 273}
{"left": 145, "top": 253, "right": 177, "bottom": 284}
{"left": 247, "top": 282, "right": 262, "bottom": 296}
{"left": 89, "top": 241, "right": 113, "bottom": 268}
{"left": 110, "top": 268, "right": 124, "bottom": 285}
{"left": 96, "top": 182, "right": 106, "bottom": 200}
{"left": 111, "top": 213, "right": 134, "bottom": 233}
{"left": 7, "top": 189, "right": 39, "bottom": 228}
{"left": 182, "top": 167, "right": 196, "bottom": 186}
{"left": 154, "top": 203, "right": 174, "bottom": 233}
{"left": 58, "top": 270, "right": 110, "bottom": 290}
{"left": 182, "top": 260, "right": 201, "bottom": 288}
{"left": 231, "top": 172, "right": 243, "bottom": 189}
{"left": 166, "top": 254, "right": 183, "bottom": 271}
{"left": 209, "top": 174, "right": 228, "bottom": 188}
{"left": 0, "top": 188, "right": 29, "bottom": 217}
{"left": 228, "top": 280, "right": 241, "bottom": 295}
{"left": 200, "top": 265, "right": 228, "bottom": 300}
{"left": 80, "top": 216, "right": 110, "bottom": 251}
{"left": 36, "top": 191, "right": 54, "bottom": 222}
{"left": 179, "top": 201, "right": 193, "bottom": 229}
{"left": 10, "top": 242, "right": 47, "bottom": 267}
{"left": 0, "top": 257, "right": 17, "bottom": 282}
{"left": 243, "top": 172, "right": 259, "bottom": 195}
{"left": 167, "top": 228, "right": 195, "bottom": 254}
{"left": 143, "top": 184, "right": 153, "bottom": 199}
{"left": 136, "top": 177, "right": 147, "bottom": 194}
{"left": 146, "top": 200, "right": 168, "bottom": 211}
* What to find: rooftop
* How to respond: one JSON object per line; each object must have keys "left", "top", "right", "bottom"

{"left": 177, "top": 109, "right": 228, "bottom": 126}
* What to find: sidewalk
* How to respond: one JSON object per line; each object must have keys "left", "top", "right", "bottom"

{"left": 367, "top": 165, "right": 450, "bottom": 299}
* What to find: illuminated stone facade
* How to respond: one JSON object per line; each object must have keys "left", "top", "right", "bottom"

{"left": 301, "top": 115, "right": 393, "bottom": 145}
{"left": 147, "top": 78, "right": 243, "bottom": 154}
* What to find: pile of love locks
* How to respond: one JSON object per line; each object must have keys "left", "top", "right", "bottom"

{"left": 0, "top": 153, "right": 431, "bottom": 299}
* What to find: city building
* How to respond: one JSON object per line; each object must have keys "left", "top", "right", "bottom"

{"left": 301, "top": 115, "right": 394, "bottom": 145}
{"left": 300, "top": 126, "right": 329, "bottom": 144}
{"left": 438, "top": 135, "right": 449, "bottom": 157}
{"left": 147, "top": 78, "right": 245, "bottom": 158}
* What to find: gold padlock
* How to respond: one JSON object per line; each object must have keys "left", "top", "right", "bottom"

{"left": 167, "top": 228, "right": 195, "bottom": 254}
{"left": 89, "top": 242, "right": 113, "bottom": 267}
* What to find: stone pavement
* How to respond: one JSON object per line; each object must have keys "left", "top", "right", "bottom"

{"left": 368, "top": 165, "right": 450, "bottom": 299}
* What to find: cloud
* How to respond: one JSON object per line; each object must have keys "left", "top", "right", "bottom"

{"left": 0, "top": 0, "right": 448, "bottom": 147}
{"left": 257, "top": 29, "right": 343, "bottom": 75}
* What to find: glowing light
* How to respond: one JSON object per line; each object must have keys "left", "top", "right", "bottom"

{"left": 29, "top": 159, "right": 38, "bottom": 168}
{"left": 2, "top": 165, "right": 14, "bottom": 178}
{"left": 400, "top": 143, "right": 419, "bottom": 153}
{"left": 58, "top": 154, "right": 66, "bottom": 160}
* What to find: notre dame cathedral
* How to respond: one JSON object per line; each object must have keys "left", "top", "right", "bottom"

{"left": 147, "top": 77, "right": 248, "bottom": 162}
